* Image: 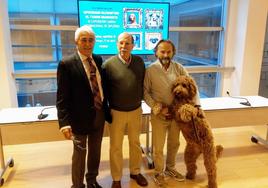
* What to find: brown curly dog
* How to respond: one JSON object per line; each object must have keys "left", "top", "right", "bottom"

{"left": 171, "top": 75, "right": 223, "bottom": 188}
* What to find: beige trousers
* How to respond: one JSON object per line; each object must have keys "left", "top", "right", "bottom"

{"left": 109, "top": 107, "right": 142, "bottom": 181}
{"left": 151, "top": 114, "right": 181, "bottom": 174}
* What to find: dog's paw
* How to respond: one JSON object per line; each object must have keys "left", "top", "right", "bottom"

{"left": 208, "top": 181, "right": 218, "bottom": 188}
{"left": 179, "top": 104, "right": 198, "bottom": 122}
{"left": 186, "top": 172, "right": 195, "bottom": 180}
{"left": 216, "top": 145, "right": 224, "bottom": 159}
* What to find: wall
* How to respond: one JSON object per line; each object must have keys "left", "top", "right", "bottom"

{"left": 259, "top": 17, "right": 268, "bottom": 97}
{"left": 0, "top": 0, "right": 18, "bottom": 108}
{"left": 222, "top": 0, "right": 268, "bottom": 96}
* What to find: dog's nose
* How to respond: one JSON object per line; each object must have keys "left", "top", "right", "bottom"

{"left": 174, "top": 90, "right": 181, "bottom": 95}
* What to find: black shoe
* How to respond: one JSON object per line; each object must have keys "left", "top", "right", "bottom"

{"left": 111, "top": 181, "right": 121, "bottom": 188}
{"left": 130, "top": 173, "right": 148, "bottom": 186}
{"left": 87, "top": 182, "right": 102, "bottom": 188}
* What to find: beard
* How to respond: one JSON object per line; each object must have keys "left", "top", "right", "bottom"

{"left": 159, "top": 57, "right": 171, "bottom": 65}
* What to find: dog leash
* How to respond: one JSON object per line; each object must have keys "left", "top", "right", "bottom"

{"left": 191, "top": 115, "right": 201, "bottom": 142}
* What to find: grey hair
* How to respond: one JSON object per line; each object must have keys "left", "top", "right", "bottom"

{"left": 117, "top": 32, "right": 134, "bottom": 44}
{"left": 74, "top": 25, "right": 95, "bottom": 42}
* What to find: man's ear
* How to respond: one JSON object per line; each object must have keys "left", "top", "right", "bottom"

{"left": 131, "top": 43, "right": 135, "bottom": 50}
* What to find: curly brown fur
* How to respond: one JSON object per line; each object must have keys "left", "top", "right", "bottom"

{"left": 172, "top": 75, "right": 223, "bottom": 188}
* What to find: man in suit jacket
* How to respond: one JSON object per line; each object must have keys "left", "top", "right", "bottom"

{"left": 56, "top": 25, "right": 111, "bottom": 188}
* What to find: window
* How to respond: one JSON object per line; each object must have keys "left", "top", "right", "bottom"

{"left": 169, "top": 0, "right": 225, "bottom": 97}
{"left": 16, "top": 78, "right": 57, "bottom": 107}
{"left": 8, "top": 0, "right": 227, "bottom": 107}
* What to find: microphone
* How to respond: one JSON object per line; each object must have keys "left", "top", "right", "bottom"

{"left": 37, "top": 106, "right": 55, "bottom": 120}
{"left": 226, "top": 91, "right": 251, "bottom": 106}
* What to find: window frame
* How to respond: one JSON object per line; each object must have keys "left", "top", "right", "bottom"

{"left": 9, "top": 0, "right": 233, "bottom": 105}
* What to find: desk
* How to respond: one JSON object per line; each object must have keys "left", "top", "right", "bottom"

{"left": 201, "top": 96, "right": 268, "bottom": 147}
{"left": 0, "top": 106, "right": 58, "bottom": 186}
{"left": 0, "top": 104, "right": 152, "bottom": 145}
{"left": 0, "top": 103, "right": 151, "bottom": 186}
{"left": 143, "top": 96, "right": 268, "bottom": 168}
{"left": 0, "top": 97, "right": 268, "bottom": 182}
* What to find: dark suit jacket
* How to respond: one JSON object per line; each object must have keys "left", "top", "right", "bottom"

{"left": 56, "top": 52, "right": 111, "bottom": 135}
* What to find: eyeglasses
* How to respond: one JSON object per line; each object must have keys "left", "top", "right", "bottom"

{"left": 70, "top": 136, "right": 87, "bottom": 150}
{"left": 80, "top": 38, "right": 95, "bottom": 43}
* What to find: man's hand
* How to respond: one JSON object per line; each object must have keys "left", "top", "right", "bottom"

{"left": 160, "top": 106, "right": 173, "bottom": 120}
{"left": 62, "top": 128, "right": 73, "bottom": 140}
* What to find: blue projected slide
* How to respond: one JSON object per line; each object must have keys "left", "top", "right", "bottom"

{"left": 78, "top": 0, "right": 170, "bottom": 55}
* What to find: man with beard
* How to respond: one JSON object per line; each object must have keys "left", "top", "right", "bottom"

{"left": 143, "top": 39, "right": 200, "bottom": 187}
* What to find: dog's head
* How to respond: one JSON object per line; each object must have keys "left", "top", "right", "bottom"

{"left": 172, "top": 75, "right": 197, "bottom": 100}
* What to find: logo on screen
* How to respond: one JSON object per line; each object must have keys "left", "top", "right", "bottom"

{"left": 123, "top": 8, "right": 142, "bottom": 29}
{"left": 145, "top": 32, "right": 162, "bottom": 50}
{"left": 145, "top": 9, "right": 164, "bottom": 29}
{"left": 130, "top": 32, "right": 143, "bottom": 50}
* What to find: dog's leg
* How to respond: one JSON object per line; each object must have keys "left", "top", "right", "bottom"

{"left": 185, "top": 143, "right": 201, "bottom": 180}
{"left": 216, "top": 145, "right": 224, "bottom": 160}
{"left": 202, "top": 143, "right": 218, "bottom": 188}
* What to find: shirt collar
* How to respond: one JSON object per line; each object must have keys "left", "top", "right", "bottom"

{"left": 77, "top": 51, "right": 92, "bottom": 62}
{"left": 118, "top": 54, "right": 132, "bottom": 65}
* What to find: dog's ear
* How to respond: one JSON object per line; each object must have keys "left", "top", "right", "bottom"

{"left": 187, "top": 76, "right": 197, "bottom": 98}
{"left": 171, "top": 78, "right": 178, "bottom": 93}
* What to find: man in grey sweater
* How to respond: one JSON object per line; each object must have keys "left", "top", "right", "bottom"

{"left": 144, "top": 39, "right": 200, "bottom": 187}
{"left": 102, "top": 32, "right": 148, "bottom": 188}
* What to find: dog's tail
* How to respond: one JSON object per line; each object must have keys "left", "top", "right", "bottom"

{"left": 216, "top": 145, "right": 224, "bottom": 160}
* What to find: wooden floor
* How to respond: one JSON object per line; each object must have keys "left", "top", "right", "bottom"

{"left": 1, "top": 125, "right": 268, "bottom": 188}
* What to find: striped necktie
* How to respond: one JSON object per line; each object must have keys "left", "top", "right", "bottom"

{"left": 87, "top": 58, "right": 102, "bottom": 110}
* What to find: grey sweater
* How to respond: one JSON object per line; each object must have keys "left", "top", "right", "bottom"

{"left": 144, "top": 60, "right": 200, "bottom": 109}
{"left": 102, "top": 55, "right": 145, "bottom": 111}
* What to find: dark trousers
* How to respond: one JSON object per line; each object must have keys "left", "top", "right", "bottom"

{"left": 71, "top": 109, "right": 105, "bottom": 188}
